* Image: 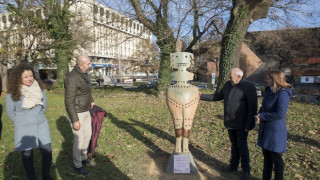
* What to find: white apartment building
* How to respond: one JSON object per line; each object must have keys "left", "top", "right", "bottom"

{"left": 70, "top": 0, "right": 152, "bottom": 82}
{"left": 0, "top": 0, "right": 153, "bottom": 82}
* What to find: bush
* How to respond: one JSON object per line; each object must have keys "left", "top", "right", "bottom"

{"left": 133, "top": 82, "right": 148, "bottom": 87}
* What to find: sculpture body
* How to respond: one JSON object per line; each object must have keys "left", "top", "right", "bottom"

{"left": 166, "top": 52, "right": 199, "bottom": 153}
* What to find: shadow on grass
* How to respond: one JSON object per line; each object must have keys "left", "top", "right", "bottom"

{"left": 251, "top": 125, "right": 320, "bottom": 148}
{"left": 108, "top": 112, "right": 260, "bottom": 179}
{"left": 214, "top": 114, "right": 224, "bottom": 120}
{"left": 4, "top": 151, "right": 26, "bottom": 179}
{"left": 94, "top": 85, "right": 156, "bottom": 95}
{"left": 125, "top": 87, "right": 156, "bottom": 95}
{"left": 4, "top": 136, "right": 36, "bottom": 179}
{"left": 287, "top": 134, "right": 320, "bottom": 148}
{"left": 3, "top": 136, "right": 56, "bottom": 179}
{"left": 55, "top": 116, "right": 130, "bottom": 179}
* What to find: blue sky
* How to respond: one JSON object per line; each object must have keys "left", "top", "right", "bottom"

{"left": 248, "top": 0, "right": 320, "bottom": 31}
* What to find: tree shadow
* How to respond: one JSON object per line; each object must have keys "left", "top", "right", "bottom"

{"left": 3, "top": 136, "right": 46, "bottom": 179}
{"left": 125, "top": 87, "right": 156, "bottom": 95}
{"left": 214, "top": 114, "right": 224, "bottom": 120}
{"left": 251, "top": 126, "right": 320, "bottom": 148}
{"left": 108, "top": 112, "right": 259, "bottom": 179}
{"left": 55, "top": 116, "right": 129, "bottom": 179}
{"left": 287, "top": 133, "right": 320, "bottom": 148}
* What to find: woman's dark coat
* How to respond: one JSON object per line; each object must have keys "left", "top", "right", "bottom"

{"left": 257, "top": 87, "right": 292, "bottom": 153}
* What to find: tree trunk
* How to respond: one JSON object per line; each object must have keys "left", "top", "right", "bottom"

{"left": 0, "top": 63, "right": 8, "bottom": 91}
{"left": 55, "top": 50, "right": 72, "bottom": 87}
{"left": 46, "top": 0, "right": 75, "bottom": 88}
{"left": 217, "top": 0, "right": 271, "bottom": 91}
{"left": 156, "top": 43, "right": 174, "bottom": 95}
{"left": 153, "top": 20, "right": 175, "bottom": 95}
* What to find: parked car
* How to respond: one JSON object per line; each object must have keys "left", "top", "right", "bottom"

{"left": 256, "top": 86, "right": 262, "bottom": 97}
{"left": 43, "top": 79, "right": 55, "bottom": 90}
{"left": 198, "top": 84, "right": 208, "bottom": 90}
{"left": 138, "top": 84, "right": 155, "bottom": 89}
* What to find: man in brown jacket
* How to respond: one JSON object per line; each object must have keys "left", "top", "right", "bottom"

{"left": 64, "top": 55, "right": 94, "bottom": 175}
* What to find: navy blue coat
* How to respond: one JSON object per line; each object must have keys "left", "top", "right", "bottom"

{"left": 257, "top": 87, "right": 292, "bottom": 153}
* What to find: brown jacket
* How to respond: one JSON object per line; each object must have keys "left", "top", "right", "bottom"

{"left": 64, "top": 66, "right": 94, "bottom": 123}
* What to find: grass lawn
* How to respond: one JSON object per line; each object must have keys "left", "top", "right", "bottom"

{"left": 0, "top": 87, "right": 319, "bottom": 179}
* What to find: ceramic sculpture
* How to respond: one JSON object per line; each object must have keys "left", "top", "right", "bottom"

{"left": 166, "top": 52, "right": 199, "bottom": 153}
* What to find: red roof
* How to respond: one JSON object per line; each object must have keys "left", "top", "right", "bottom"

{"left": 292, "top": 57, "right": 320, "bottom": 65}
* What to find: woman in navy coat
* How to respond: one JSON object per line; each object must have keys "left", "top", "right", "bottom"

{"left": 6, "top": 63, "right": 52, "bottom": 180}
{"left": 255, "top": 70, "right": 292, "bottom": 180}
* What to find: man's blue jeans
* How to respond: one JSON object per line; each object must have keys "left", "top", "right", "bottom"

{"left": 227, "top": 129, "right": 250, "bottom": 174}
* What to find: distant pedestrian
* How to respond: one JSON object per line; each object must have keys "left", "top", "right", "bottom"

{"left": 200, "top": 68, "right": 257, "bottom": 180}
{"left": 96, "top": 76, "right": 104, "bottom": 86}
{"left": 6, "top": 63, "right": 52, "bottom": 180}
{"left": 255, "top": 70, "right": 292, "bottom": 180}
{"left": 64, "top": 55, "right": 95, "bottom": 175}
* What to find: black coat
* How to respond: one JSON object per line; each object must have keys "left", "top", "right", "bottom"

{"left": 201, "top": 79, "right": 257, "bottom": 130}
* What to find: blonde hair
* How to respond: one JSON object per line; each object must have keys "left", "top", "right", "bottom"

{"left": 268, "top": 70, "right": 291, "bottom": 93}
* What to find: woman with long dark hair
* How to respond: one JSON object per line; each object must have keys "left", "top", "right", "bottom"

{"left": 6, "top": 63, "right": 52, "bottom": 180}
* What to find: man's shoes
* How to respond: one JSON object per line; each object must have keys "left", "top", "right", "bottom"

{"left": 82, "top": 159, "right": 96, "bottom": 166}
{"left": 82, "top": 159, "right": 91, "bottom": 165}
{"left": 221, "top": 166, "right": 237, "bottom": 172}
{"left": 74, "top": 166, "right": 90, "bottom": 175}
{"left": 240, "top": 172, "right": 250, "bottom": 180}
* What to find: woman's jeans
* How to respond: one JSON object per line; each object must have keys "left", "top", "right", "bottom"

{"left": 262, "top": 148, "right": 284, "bottom": 180}
{"left": 21, "top": 140, "right": 52, "bottom": 180}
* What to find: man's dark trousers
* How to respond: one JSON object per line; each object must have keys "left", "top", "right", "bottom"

{"left": 227, "top": 129, "right": 250, "bottom": 174}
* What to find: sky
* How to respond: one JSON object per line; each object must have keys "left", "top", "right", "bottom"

{"left": 248, "top": 0, "right": 320, "bottom": 32}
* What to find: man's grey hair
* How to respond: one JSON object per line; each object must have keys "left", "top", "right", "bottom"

{"left": 232, "top": 68, "right": 243, "bottom": 77}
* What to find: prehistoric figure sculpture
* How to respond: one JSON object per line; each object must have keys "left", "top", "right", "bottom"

{"left": 166, "top": 52, "right": 199, "bottom": 153}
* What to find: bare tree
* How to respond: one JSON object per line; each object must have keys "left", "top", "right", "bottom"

{"left": 248, "top": 27, "right": 319, "bottom": 69}
{"left": 216, "top": 0, "right": 319, "bottom": 90}
{"left": 0, "top": 0, "right": 52, "bottom": 89}
{"left": 216, "top": 0, "right": 272, "bottom": 90}
{"left": 1, "top": 0, "right": 98, "bottom": 87}
{"left": 129, "top": 40, "right": 160, "bottom": 78}
{"left": 101, "top": 0, "right": 229, "bottom": 94}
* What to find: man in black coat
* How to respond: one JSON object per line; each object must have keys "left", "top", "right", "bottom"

{"left": 200, "top": 68, "right": 257, "bottom": 180}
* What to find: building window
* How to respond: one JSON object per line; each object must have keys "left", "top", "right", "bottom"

{"left": 121, "top": 17, "right": 124, "bottom": 26}
{"left": 94, "top": 5, "right": 98, "bottom": 14}
{"left": 100, "top": 7, "right": 104, "bottom": 16}
{"left": 2, "top": 15, "right": 6, "bottom": 23}
{"left": 8, "top": 15, "right": 13, "bottom": 22}
{"left": 106, "top": 10, "right": 109, "bottom": 18}
{"left": 111, "top": 12, "right": 115, "bottom": 22}
{"left": 36, "top": 9, "right": 42, "bottom": 18}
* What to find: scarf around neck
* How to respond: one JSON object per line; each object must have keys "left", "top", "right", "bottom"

{"left": 21, "top": 80, "right": 43, "bottom": 109}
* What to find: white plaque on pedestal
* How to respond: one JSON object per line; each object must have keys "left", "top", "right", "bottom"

{"left": 173, "top": 154, "right": 190, "bottom": 173}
